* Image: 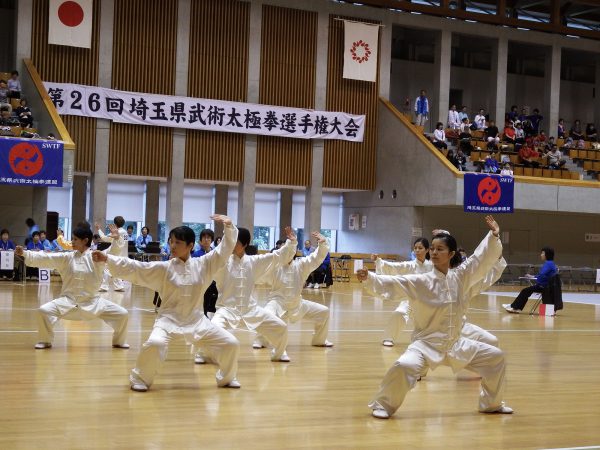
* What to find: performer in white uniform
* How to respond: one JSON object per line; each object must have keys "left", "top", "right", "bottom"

{"left": 374, "top": 237, "right": 433, "bottom": 347}
{"left": 92, "top": 215, "right": 241, "bottom": 392}
{"left": 253, "top": 231, "right": 334, "bottom": 350}
{"left": 96, "top": 215, "right": 128, "bottom": 292}
{"left": 357, "top": 216, "right": 513, "bottom": 419}
{"left": 195, "top": 227, "right": 297, "bottom": 364}
{"left": 16, "top": 225, "right": 129, "bottom": 350}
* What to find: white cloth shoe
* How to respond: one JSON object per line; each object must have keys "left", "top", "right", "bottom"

{"left": 313, "top": 284, "right": 320, "bottom": 289}
{"left": 34, "top": 342, "right": 52, "bottom": 349}
{"left": 223, "top": 379, "right": 241, "bottom": 389}
{"left": 372, "top": 408, "right": 390, "bottom": 419}
{"left": 252, "top": 341, "right": 266, "bottom": 349}
{"left": 313, "top": 340, "right": 334, "bottom": 347}
{"left": 131, "top": 383, "right": 148, "bottom": 392}
{"left": 382, "top": 340, "right": 394, "bottom": 347}
{"left": 503, "top": 304, "right": 520, "bottom": 314}
{"left": 306, "top": 283, "right": 314, "bottom": 288}
{"left": 112, "top": 343, "right": 130, "bottom": 349}
{"left": 481, "top": 405, "right": 514, "bottom": 414}
{"left": 98, "top": 286, "right": 108, "bottom": 292}
{"left": 194, "top": 354, "right": 206, "bottom": 364}
{"left": 272, "top": 351, "right": 290, "bottom": 362}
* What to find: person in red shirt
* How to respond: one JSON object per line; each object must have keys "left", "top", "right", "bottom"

{"left": 519, "top": 139, "right": 540, "bottom": 167}
{"left": 503, "top": 122, "right": 516, "bottom": 144}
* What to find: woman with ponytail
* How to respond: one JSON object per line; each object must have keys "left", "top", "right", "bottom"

{"left": 357, "top": 215, "right": 512, "bottom": 419}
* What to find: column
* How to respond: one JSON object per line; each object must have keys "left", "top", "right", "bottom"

{"left": 166, "top": 0, "right": 191, "bottom": 232}
{"left": 214, "top": 184, "right": 229, "bottom": 238}
{"left": 89, "top": 0, "right": 114, "bottom": 225}
{"left": 71, "top": 175, "right": 88, "bottom": 226}
{"left": 32, "top": 187, "right": 48, "bottom": 230}
{"left": 145, "top": 180, "right": 159, "bottom": 239}
{"left": 491, "top": 37, "right": 508, "bottom": 125}
{"left": 594, "top": 59, "right": 600, "bottom": 127}
{"left": 279, "top": 189, "right": 293, "bottom": 239}
{"left": 237, "top": 0, "right": 263, "bottom": 234}
{"left": 544, "top": 43, "right": 561, "bottom": 140}
{"left": 15, "top": 0, "right": 32, "bottom": 67}
{"left": 434, "top": 29, "right": 452, "bottom": 130}
{"left": 379, "top": 17, "right": 392, "bottom": 99}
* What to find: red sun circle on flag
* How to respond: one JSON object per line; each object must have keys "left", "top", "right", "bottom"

{"left": 350, "top": 40, "right": 372, "bottom": 64}
{"left": 58, "top": 1, "right": 85, "bottom": 27}
{"left": 477, "top": 176, "right": 502, "bottom": 206}
{"left": 9, "top": 143, "right": 44, "bottom": 177}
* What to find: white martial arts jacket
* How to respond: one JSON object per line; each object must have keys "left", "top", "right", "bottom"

{"left": 24, "top": 248, "right": 105, "bottom": 311}
{"left": 213, "top": 238, "right": 297, "bottom": 320}
{"left": 264, "top": 240, "right": 329, "bottom": 313}
{"left": 364, "top": 231, "right": 502, "bottom": 370}
{"left": 105, "top": 224, "right": 237, "bottom": 335}
{"left": 99, "top": 227, "right": 128, "bottom": 257}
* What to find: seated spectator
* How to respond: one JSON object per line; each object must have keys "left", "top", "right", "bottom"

{"left": 570, "top": 120, "right": 583, "bottom": 140}
{"left": 432, "top": 122, "right": 447, "bottom": 149}
{"left": 26, "top": 231, "right": 45, "bottom": 251}
{"left": 503, "top": 121, "right": 516, "bottom": 144}
{"left": 484, "top": 120, "right": 500, "bottom": 149}
{"left": 446, "top": 149, "right": 458, "bottom": 169}
{"left": 7, "top": 71, "right": 21, "bottom": 99}
{"left": 500, "top": 163, "right": 513, "bottom": 176}
{"left": 192, "top": 228, "right": 215, "bottom": 257}
{"left": 0, "top": 80, "right": 11, "bottom": 113}
{"left": 585, "top": 123, "right": 597, "bottom": 142}
{"left": 519, "top": 141, "right": 540, "bottom": 167}
{"left": 14, "top": 99, "right": 33, "bottom": 128}
{"left": 271, "top": 239, "right": 284, "bottom": 252}
{"left": 483, "top": 151, "right": 500, "bottom": 174}
{"left": 0, "top": 228, "right": 23, "bottom": 280}
{"left": 576, "top": 138, "right": 585, "bottom": 149}
{"left": 563, "top": 136, "right": 574, "bottom": 148}
{"left": 455, "top": 149, "right": 467, "bottom": 171}
{"left": 126, "top": 225, "right": 135, "bottom": 242}
{"left": 514, "top": 121, "right": 525, "bottom": 145}
{"left": 0, "top": 228, "right": 16, "bottom": 251}
{"left": 546, "top": 145, "right": 565, "bottom": 169}
{"left": 537, "top": 130, "right": 547, "bottom": 143}
{"left": 458, "top": 117, "right": 472, "bottom": 155}
{"left": 135, "top": 226, "right": 153, "bottom": 252}
{"left": 557, "top": 118, "right": 565, "bottom": 139}
{"left": 518, "top": 108, "right": 528, "bottom": 123}
{"left": 529, "top": 109, "right": 543, "bottom": 135}
{"left": 0, "top": 108, "right": 19, "bottom": 126}
{"left": 544, "top": 136, "right": 555, "bottom": 152}
{"left": 507, "top": 105, "right": 519, "bottom": 124}
{"left": 39, "top": 230, "right": 55, "bottom": 251}
{"left": 474, "top": 109, "right": 486, "bottom": 130}
{"left": 302, "top": 239, "right": 314, "bottom": 257}
{"left": 307, "top": 251, "right": 332, "bottom": 289}
{"left": 458, "top": 106, "right": 469, "bottom": 123}
{"left": 447, "top": 104, "right": 461, "bottom": 130}
{"left": 47, "top": 133, "right": 56, "bottom": 140}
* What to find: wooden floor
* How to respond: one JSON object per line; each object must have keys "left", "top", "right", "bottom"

{"left": 1, "top": 279, "right": 600, "bottom": 450}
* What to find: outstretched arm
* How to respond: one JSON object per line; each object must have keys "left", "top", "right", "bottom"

{"left": 253, "top": 226, "right": 298, "bottom": 275}
{"left": 200, "top": 214, "right": 238, "bottom": 279}
{"left": 299, "top": 232, "right": 330, "bottom": 279}
{"left": 92, "top": 251, "right": 166, "bottom": 292}
{"left": 17, "top": 246, "right": 68, "bottom": 271}
{"left": 357, "top": 269, "right": 416, "bottom": 300}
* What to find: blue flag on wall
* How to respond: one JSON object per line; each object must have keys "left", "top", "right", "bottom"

{"left": 0, "top": 138, "right": 63, "bottom": 187}
{"left": 464, "top": 173, "right": 514, "bottom": 213}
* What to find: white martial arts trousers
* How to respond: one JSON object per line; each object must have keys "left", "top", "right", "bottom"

{"left": 382, "top": 301, "right": 410, "bottom": 344}
{"left": 130, "top": 317, "right": 240, "bottom": 388}
{"left": 369, "top": 340, "right": 507, "bottom": 416}
{"left": 37, "top": 296, "right": 129, "bottom": 345}
{"left": 100, "top": 267, "right": 125, "bottom": 291}
{"left": 255, "top": 299, "right": 330, "bottom": 347}
{"left": 205, "top": 306, "right": 288, "bottom": 360}
{"left": 461, "top": 322, "right": 499, "bottom": 346}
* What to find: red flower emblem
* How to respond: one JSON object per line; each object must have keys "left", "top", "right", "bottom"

{"left": 349, "top": 40, "right": 371, "bottom": 64}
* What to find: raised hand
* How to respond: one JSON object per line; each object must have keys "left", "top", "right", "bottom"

{"left": 15, "top": 245, "right": 24, "bottom": 257}
{"left": 211, "top": 214, "right": 232, "bottom": 227}
{"left": 311, "top": 231, "right": 326, "bottom": 243}
{"left": 92, "top": 250, "right": 107, "bottom": 263}
{"left": 371, "top": 253, "right": 379, "bottom": 261}
{"left": 108, "top": 223, "right": 119, "bottom": 238}
{"left": 94, "top": 222, "right": 101, "bottom": 232}
{"left": 484, "top": 215, "right": 500, "bottom": 237}
{"left": 284, "top": 226, "right": 296, "bottom": 241}
{"left": 356, "top": 269, "right": 369, "bottom": 282}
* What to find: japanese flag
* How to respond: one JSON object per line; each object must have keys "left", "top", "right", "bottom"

{"left": 342, "top": 21, "right": 379, "bottom": 82}
{"left": 48, "top": 0, "right": 93, "bottom": 48}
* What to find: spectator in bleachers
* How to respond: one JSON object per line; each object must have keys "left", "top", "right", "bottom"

{"left": 547, "top": 145, "right": 565, "bottom": 169}
{"left": 563, "top": 137, "right": 574, "bottom": 148}
{"left": 455, "top": 149, "right": 467, "bottom": 171}
{"left": 458, "top": 106, "right": 469, "bottom": 123}
{"left": 507, "top": 105, "right": 519, "bottom": 123}
{"left": 47, "top": 133, "right": 56, "bottom": 140}
{"left": 15, "top": 99, "right": 33, "bottom": 128}
{"left": 7, "top": 71, "right": 21, "bottom": 99}
{"left": 544, "top": 136, "right": 555, "bottom": 152}
{"left": 135, "top": 226, "right": 153, "bottom": 252}
{"left": 585, "top": 123, "right": 597, "bottom": 142}
{"left": 27, "top": 231, "right": 44, "bottom": 251}
{"left": 0, "top": 80, "right": 11, "bottom": 113}
{"left": 500, "top": 164, "right": 513, "bottom": 176}
{"left": 570, "top": 119, "right": 583, "bottom": 141}
{"left": 0, "top": 108, "right": 19, "bottom": 126}
{"left": 447, "top": 105, "right": 460, "bottom": 130}
{"left": 529, "top": 109, "right": 543, "bottom": 135}
{"left": 483, "top": 151, "right": 500, "bottom": 174}
{"left": 484, "top": 120, "right": 500, "bottom": 149}
{"left": 576, "top": 138, "right": 585, "bottom": 149}
{"left": 503, "top": 121, "right": 516, "bottom": 144}
{"left": 557, "top": 118, "right": 565, "bottom": 139}
{"left": 458, "top": 117, "right": 472, "bottom": 155}
{"left": 537, "top": 130, "right": 547, "bottom": 144}
{"left": 474, "top": 109, "right": 486, "bottom": 130}
{"left": 518, "top": 108, "right": 528, "bottom": 123}
{"left": 519, "top": 140, "right": 540, "bottom": 167}
{"left": 432, "top": 122, "right": 447, "bottom": 150}
{"left": 514, "top": 121, "right": 525, "bottom": 145}
{"left": 446, "top": 149, "right": 458, "bottom": 169}
{"left": 414, "top": 90, "right": 429, "bottom": 127}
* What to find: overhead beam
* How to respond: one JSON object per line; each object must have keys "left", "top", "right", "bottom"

{"left": 551, "top": 0, "right": 561, "bottom": 25}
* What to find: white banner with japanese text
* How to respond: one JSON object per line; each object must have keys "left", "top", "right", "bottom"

{"left": 44, "top": 82, "right": 366, "bottom": 142}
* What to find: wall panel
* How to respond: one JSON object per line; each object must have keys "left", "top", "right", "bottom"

{"left": 185, "top": 0, "right": 249, "bottom": 182}
{"left": 256, "top": 5, "right": 317, "bottom": 187}
{"left": 109, "top": 0, "right": 177, "bottom": 177}
{"left": 324, "top": 15, "right": 380, "bottom": 190}
{"left": 31, "top": 0, "right": 101, "bottom": 173}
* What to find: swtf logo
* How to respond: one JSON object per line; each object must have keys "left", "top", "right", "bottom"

{"left": 477, "top": 176, "right": 502, "bottom": 206}
{"left": 8, "top": 142, "right": 44, "bottom": 177}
